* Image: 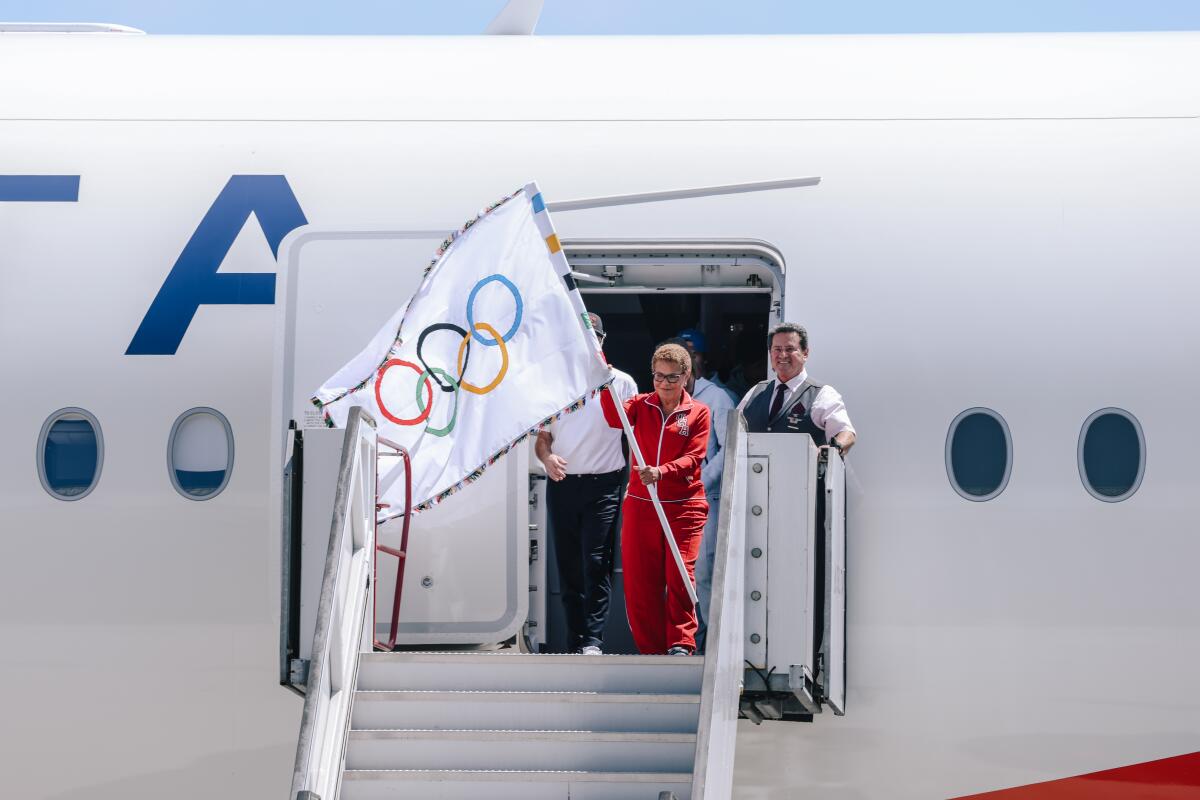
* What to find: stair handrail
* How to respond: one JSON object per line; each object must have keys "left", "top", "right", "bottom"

{"left": 290, "top": 407, "right": 379, "bottom": 800}
{"left": 373, "top": 436, "right": 412, "bottom": 651}
{"left": 691, "top": 411, "right": 749, "bottom": 800}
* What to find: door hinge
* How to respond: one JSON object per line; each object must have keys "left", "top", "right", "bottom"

{"left": 289, "top": 658, "right": 310, "bottom": 689}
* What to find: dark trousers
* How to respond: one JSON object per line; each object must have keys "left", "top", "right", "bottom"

{"left": 547, "top": 471, "right": 625, "bottom": 651}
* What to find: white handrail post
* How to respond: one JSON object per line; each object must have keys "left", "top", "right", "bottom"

{"left": 691, "top": 412, "right": 749, "bottom": 799}
{"left": 290, "top": 408, "right": 379, "bottom": 800}
{"left": 606, "top": 384, "right": 697, "bottom": 607}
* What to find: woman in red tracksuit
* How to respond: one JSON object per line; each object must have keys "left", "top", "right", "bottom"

{"left": 601, "top": 343, "right": 710, "bottom": 655}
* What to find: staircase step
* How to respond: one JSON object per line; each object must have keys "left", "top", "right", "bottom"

{"left": 358, "top": 652, "right": 704, "bottom": 694}
{"left": 340, "top": 769, "right": 692, "bottom": 800}
{"left": 345, "top": 729, "right": 697, "bottom": 771}
{"left": 352, "top": 690, "right": 701, "bottom": 733}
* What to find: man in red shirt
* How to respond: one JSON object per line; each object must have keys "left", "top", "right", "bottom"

{"left": 601, "top": 343, "right": 710, "bottom": 655}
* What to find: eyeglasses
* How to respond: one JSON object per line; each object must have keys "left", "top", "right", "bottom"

{"left": 770, "top": 346, "right": 803, "bottom": 356}
{"left": 652, "top": 371, "right": 684, "bottom": 384}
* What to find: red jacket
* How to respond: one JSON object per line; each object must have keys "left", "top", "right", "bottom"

{"left": 600, "top": 389, "right": 711, "bottom": 502}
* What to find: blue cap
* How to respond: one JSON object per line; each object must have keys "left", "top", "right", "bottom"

{"left": 677, "top": 328, "right": 706, "bottom": 353}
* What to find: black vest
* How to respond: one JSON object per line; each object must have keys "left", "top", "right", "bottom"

{"left": 743, "top": 378, "right": 827, "bottom": 444}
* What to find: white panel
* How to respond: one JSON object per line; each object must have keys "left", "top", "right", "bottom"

{"left": 356, "top": 652, "right": 704, "bottom": 693}
{"left": 824, "top": 453, "right": 847, "bottom": 715}
{"left": 279, "top": 234, "right": 445, "bottom": 429}
{"left": 298, "top": 429, "right": 345, "bottom": 662}
{"left": 351, "top": 691, "right": 701, "bottom": 733}
{"left": 281, "top": 232, "right": 528, "bottom": 645}
{"left": 373, "top": 445, "right": 528, "bottom": 644}
{"left": 751, "top": 433, "right": 818, "bottom": 680}
{"left": 743, "top": 456, "right": 769, "bottom": 668}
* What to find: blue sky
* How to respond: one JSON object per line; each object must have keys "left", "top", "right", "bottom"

{"left": 1, "top": 0, "right": 1198, "bottom": 35}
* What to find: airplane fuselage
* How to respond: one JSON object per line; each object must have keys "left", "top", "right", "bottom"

{"left": 2, "top": 31, "right": 1198, "bottom": 799}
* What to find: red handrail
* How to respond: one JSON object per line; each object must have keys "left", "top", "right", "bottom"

{"left": 373, "top": 436, "right": 412, "bottom": 651}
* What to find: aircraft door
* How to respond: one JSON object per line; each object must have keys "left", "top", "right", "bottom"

{"left": 274, "top": 230, "right": 529, "bottom": 653}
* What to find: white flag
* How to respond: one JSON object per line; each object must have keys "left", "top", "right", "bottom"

{"left": 312, "top": 183, "right": 611, "bottom": 512}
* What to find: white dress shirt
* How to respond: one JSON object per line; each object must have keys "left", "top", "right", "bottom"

{"left": 544, "top": 368, "right": 638, "bottom": 474}
{"left": 739, "top": 369, "right": 855, "bottom": 440}
{"left": 692, "top": 377, "right": 736, "bottom": 496}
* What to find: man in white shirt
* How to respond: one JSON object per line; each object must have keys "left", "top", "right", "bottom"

{"left": 675, "top": 331, "right": 736, "bottom": 653}
{"left": 739, "top": 323, "right": 856, "bottom": 452}
{"left": 739, "top": 322, "right": 855, "bottom": 676}
{"left": 535, "top": 313, "right": 638, "bottom": 655}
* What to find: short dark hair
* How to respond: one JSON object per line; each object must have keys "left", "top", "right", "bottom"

{"left": 768, "top": 323, "right": 808, "bottom": 351}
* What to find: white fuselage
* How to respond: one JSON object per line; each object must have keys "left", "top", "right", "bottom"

{"left": 1, "top": 31, "right": 1198, "bottom": 799}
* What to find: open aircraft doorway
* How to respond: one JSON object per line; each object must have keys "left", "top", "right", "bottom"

{"left": 525, "top": 242, "right": 780, "bottom": 655}
{"left": 276, "top": 206, "right": 843, "bottom": 799}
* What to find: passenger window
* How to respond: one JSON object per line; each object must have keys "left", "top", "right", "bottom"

{"left": 38, "top": 408, "right": 103, "bottom": 500}
{"left": 946, "top": 408, "right": 1011, "bottom": 501}
{"left": 168, "top": 408, "right": 234, "bottom": 499}
{"left": 1079, "top": 409, "right": 1144, "bottom": 501}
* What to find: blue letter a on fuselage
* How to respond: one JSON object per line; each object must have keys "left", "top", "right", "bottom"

{"left": 125, "top": 175, "right": 307, "bottom": 355}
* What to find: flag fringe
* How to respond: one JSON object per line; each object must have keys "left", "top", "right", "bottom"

{"left": 408, "top": 379, "right": 614, "bottom": 514}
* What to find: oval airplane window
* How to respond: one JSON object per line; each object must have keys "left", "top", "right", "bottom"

{"left": 168, "top": 408, "right": 234, "bottom": 500}
{"left": 1079, "top": 409, "right": 1144, "bottom": 502}
{"left": 38, "top": 408, "right": 104, "bottom": 501}
{"left": 946, "top": 408, "right": 1011, "bottom": 501}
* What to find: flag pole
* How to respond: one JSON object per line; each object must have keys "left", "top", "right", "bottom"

{"left": 606, "top": 384, "right": 698, "bottom": 607}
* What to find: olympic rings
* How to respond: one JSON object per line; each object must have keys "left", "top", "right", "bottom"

{"left": 456, "top": 322, "right": 509, "bottom": 395}
{"left": 466, "top": 274, "right": 523, "bottom": 346}
{"left": 417, "top": 323, "right": 470, "bottom": 392}
{"left": 376, "top": 273, "right": 524, "bottom": 436}
{"left": 375, "top": 359, "right": 433, "bottom": 426}
{"left": 414, "top": 367, "right": 460, "bottom": 437}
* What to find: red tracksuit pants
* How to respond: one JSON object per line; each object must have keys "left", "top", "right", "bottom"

{"left": 621, "top": 495, "right": 708, "bottom": 654}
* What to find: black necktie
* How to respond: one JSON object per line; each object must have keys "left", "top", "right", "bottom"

{"left": 768, "top": 382, "right": 787, "bottom": 420}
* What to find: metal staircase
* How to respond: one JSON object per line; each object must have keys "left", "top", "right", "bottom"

{"left": 342, "top": 652, "right": 700, "bottom": 799}
{"left": 288, "top": 409, "right": 755, "bottom": 800}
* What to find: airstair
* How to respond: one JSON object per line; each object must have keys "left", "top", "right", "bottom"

{"left": 340, "top": 651, "right": 700, "bottom": 799}
{"left": 282, "top": 406, "right": 845, "bottom": 800}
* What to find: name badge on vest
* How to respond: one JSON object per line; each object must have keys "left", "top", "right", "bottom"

{"left": 785, "top": 402, "right": 806, "bottom": 431}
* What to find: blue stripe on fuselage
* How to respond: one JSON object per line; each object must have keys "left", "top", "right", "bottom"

{"left": 0, "top": 175, "right": 80, "bottom": 202}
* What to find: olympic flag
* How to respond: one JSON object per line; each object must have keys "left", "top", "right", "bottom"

{"left": 311, "top": 183, "right": 611, "bottom": 512}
